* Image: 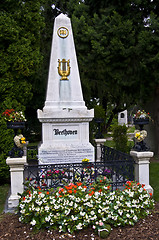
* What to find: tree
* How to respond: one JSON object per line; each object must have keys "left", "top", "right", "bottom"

{"left": 0, "top": 0, "right": 45, "bottom": 182}
{"left": 64, "top": 0, "right": 159, "bottom": 131}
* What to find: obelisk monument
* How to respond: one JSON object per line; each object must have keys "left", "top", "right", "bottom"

{"left": 37, "top": 13, "right": 94, "bottom": 164}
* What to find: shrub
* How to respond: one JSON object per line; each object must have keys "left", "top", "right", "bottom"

{"left": 0, "top": 123, "right": 14, "bottom": 183}
{"left": 18, "top": 180, "right": 154, "bottom": 235}
{"left": 112, "top": 124, "right": 128, "bottom": 153}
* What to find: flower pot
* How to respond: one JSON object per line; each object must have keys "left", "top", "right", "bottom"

{"left": 133, "top": 118, "right": 149, "bottom": 131}
{"left": 7, "top": 121, "right": 25, "bottom": 129}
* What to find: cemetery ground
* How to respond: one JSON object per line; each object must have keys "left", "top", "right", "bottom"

{"left": 0, "top": 161, "right": 159, "bottom": 239}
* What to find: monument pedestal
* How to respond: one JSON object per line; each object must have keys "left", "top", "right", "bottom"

{"left": 130, "top": 151, "right": 153, "bottom": 194}
{"left": 6, "top": 156, "right": 27, "bottom": 209}
{"left": 38, "top": 109, "right": 94, "bottom": 164}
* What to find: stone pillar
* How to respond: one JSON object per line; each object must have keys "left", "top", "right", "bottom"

{"left": 130, "top": 151, "right": 153, "bottom": 194}
{"left": 95, "top": 139, "right": 106, "bottom": 162}
{"left": 6, "top": 156, "right": 27, "bottom": 209}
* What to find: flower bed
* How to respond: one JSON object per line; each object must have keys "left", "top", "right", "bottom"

{"left": 18, "top": 179, "right": 154, "bottom": 237}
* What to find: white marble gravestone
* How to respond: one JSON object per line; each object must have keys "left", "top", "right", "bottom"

{"left": 37, "top": 13, "right": 94, "bottom": 164}
{"left": 118, "top": 110, "right": 128, "bottom": 126}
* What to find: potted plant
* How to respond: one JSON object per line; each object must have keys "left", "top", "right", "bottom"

{"left": 2, "top": 109, "right": 27, "bottom": 157}
{"left": 132, "top": 110, "right": 151, "bottom": 151}
{"left": 2, "top": 109, "right": 26, "bottom": 130}
{"left": 133, "top": 110, "right": 151, "bottom": 130}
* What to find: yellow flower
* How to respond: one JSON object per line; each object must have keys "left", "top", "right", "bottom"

{"left": 82, "top": 158, "right": 89, "bottom": 163}
{"left": 21, "top": 137, "right": 25, "bottom": 141}
{"left": 135, "top": 132, "right": 140, "bottom": 138}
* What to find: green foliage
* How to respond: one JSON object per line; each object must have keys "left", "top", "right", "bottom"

{"left": 0, "top": 0, "right": 45, "bottom": 179}
{"left": 150, "top": 162, "right": 159, "bottom": 202}
{"left": 0, "top": 120, "right": 14, "bottom": 183}
{"left": 112, "top": 124, "right": 128, "bottom": 153}
{"left": 68, "top": 1, "right": 159, "bottom": 129}
{"left": 18, "top": 180, "right": 154, "bottom": 233}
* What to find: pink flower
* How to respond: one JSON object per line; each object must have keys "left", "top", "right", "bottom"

{"left": 99, "top": 221, "right": 104, "bottom": 226}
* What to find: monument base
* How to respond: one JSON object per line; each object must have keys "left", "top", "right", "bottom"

{"left": 38, "top": 143, "right": 94, "bottom": 164}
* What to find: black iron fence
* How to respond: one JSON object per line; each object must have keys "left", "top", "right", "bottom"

{"left": 24, "top": 146, "right": 135, "bottom": 191}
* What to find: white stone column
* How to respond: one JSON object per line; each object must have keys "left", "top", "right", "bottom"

{"left": 95, "top": 139, "right": 106, "bottom": 162}
{"left": 6, "top": 156, "right": 27, "bottom": 209}
{"left": 130, "top": 151, "right": 153, "bottom": 194}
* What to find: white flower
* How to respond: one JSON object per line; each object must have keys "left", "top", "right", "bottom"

{"left": 114, "top": 205, "right": 118, "bottom": 210}
{"left": 71, "top": 215, "right": 78, "bottom": 220}
{"left": 133, "top": 215, "right": 138, "bottom": 221}
{"left": 118, "top": 210, "right": 123, "bottom": 216}
{"left": 35, "top": 207, "right": 40, "bottom": 212}
{"left": 30, "top": 219, "right": 36, "bottom": 226}
{"left": 20, "top": 209, "right": 25, "bottom": 214}
{"left": 45, "top": 205, "right": 50, "bottom": 211}
{"left": 129, "top": 191, "right": 134, "bottom": 197}
{"left": 76, "top": 223, "right": 83, "bottom": 230}
{"left": 90, "top": 210, "right": 95, "bottom": 215}
{"left": 69, "top": 201, "right": 73, "bottom": 206}
{"left": 45, "top": 216, "right": 51, "bottom": 222}
{"left": 80, "top": 211, "right": 85, "bottom": 216}
{"left": 98, "top": 209, "right": 101, "bottom": 213}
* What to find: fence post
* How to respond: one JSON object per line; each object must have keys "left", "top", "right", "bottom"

{"left": 6, "top": 156, "right": 27, "bottom": 209}
{"left": 94, "top": 139, "right": 106, "bottom": 162}
{"left": 130, "top": 151, "right": 153, "bottom": 194}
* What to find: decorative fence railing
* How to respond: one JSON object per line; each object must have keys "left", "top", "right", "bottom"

{"left": 24, "top": 146, "right": 135, "bottom": 191}
{"left": 101, "top": 145, "right": 135, "bottom": 185}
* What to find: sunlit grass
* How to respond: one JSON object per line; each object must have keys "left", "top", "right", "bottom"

{"left": 0, "top": 184, "right": 10, "bottom": 214}
{"left": 150, "top": 162, "right": 159, "bottom": 202}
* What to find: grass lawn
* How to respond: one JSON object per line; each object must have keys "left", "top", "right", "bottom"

{"left": 0, "top": 184, "right": 10, "bottom": 214}
{"left": 150, "top": 162, "right": 159, "bottom": 202}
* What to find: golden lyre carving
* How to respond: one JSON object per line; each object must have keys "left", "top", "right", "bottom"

{"left": 58, "top": 59, "right": 70, "bottom": 80}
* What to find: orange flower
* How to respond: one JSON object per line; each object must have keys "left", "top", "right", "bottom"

{"left": 149, "top": 193, "right": 152, "bottom": 197}
{"left": 68, "top": 190, "right": 72, "bottom": 194}
{"left": 37, "top": 186, "right": 41, "bottom": 190}
{"left": 59, "top": 195, "right": 62, "bottom": 197}
{"left": 46, "top": 191, "right": 49, "bottom": 195}
{"left": 65, "top": 185, "right": 72, "bottom": 190}
{"left": 38, "top": 192, "right": 42, "bottom": 194}
{"left": 98, "top": 189, "right": 102, "bottom": 193}
{"left": 23, "top": 197, "right": 25, "bottom": 201}
{"left": 89, "top": 190, "right": 95, "bottom": 196}
{"left": 83, "top": 186, "right": 87, "bottom": 189}
{"left": 77, "top": 182, "right": 82, "bottom": 186}
{"left": 74, "top": 190, "right": 77, "bottom": 194}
